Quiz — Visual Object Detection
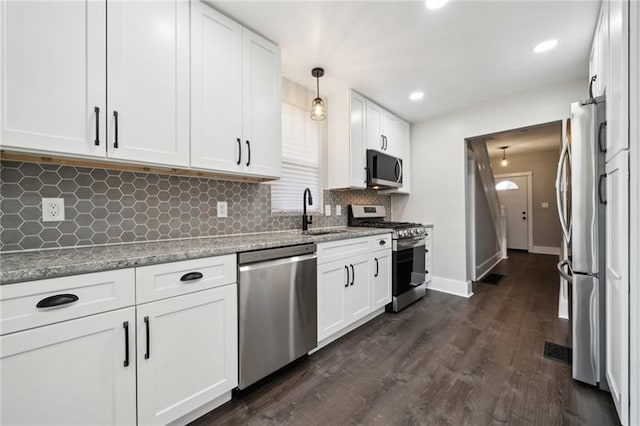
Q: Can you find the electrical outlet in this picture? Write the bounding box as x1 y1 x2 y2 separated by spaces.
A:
42 198 65 222
325 204 331 216
335 205 342 216
217 201 228 218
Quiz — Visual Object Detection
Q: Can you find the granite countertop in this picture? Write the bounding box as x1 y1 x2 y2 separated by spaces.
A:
0 227 392 285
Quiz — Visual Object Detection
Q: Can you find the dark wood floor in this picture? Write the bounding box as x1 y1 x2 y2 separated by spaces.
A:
191 251 619 425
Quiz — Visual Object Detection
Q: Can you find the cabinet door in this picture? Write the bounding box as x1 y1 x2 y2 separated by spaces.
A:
191 1 243 173
107 0 189 167
349 91 367 188
317 260 349 341
605 151 629 425
242 29 281 178
371 250 392 310
366 101 384 152
0 0 106 158
395 119 411 194
1 308 136 425
346 254 372 322
381 111 397 155
597 3 609 96
137 285 237 426
606 0 629 161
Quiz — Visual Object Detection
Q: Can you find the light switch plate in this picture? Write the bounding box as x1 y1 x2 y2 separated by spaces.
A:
217 201 228 218
42 198 65 222
336 205 342 216
541 202 549 208
325 204 331 216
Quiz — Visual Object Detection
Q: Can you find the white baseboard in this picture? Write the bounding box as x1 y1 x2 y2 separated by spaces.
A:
475 251 504 281
530 245 561 255
170 392 232 426
311 307 386 353
427 276 473 298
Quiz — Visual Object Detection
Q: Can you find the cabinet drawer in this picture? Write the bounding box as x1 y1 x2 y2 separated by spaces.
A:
371 234 392 251
0 269 135 336
136 255 236 303
317 237 371 264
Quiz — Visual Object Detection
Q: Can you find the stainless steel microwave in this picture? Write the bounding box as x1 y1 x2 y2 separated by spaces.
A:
366 149 403 189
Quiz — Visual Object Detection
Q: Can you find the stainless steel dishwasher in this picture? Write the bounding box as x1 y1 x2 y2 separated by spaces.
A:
238 242 317 389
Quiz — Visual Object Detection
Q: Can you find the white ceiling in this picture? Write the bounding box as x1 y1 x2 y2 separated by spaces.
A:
210 0 600 123
485 121 562 157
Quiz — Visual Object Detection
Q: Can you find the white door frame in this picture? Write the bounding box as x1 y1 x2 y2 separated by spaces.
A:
465 147 476 282
494 172 533 253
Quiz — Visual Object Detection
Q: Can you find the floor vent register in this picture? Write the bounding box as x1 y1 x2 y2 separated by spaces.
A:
543 341 572 365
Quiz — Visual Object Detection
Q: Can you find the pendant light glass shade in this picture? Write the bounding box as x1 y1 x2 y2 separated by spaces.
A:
310 67 326 121
311 97 326 121
500 146 509 167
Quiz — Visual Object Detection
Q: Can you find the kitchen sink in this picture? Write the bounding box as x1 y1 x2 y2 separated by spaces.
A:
301 229 348 236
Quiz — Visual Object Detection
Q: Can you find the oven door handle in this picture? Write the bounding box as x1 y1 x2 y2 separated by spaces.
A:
395 236 425 250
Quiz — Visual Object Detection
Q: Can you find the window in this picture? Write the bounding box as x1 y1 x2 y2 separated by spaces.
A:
271 102 321 214
495 180 519 191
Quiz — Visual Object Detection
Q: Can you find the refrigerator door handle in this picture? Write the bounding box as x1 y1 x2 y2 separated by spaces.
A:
557 258 573 283
589 285 599 379
555 140 572 242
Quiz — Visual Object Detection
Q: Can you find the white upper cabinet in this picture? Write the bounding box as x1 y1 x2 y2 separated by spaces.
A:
191 3 243 173
589 3 609 98
327 90 367 189
366 101 385 152
107 0 190 167
0 0 106 158
381 110 398 156
241 28 282 178
191 3 281 179
392 119 411 194
606 0 629 162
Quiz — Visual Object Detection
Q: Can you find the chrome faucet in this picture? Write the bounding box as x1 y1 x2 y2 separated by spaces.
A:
302 188 313 231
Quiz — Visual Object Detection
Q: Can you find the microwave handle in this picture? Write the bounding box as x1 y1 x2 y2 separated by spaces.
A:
394 158 403 183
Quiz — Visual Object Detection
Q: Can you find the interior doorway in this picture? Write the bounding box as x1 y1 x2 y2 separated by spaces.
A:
495 173 532 250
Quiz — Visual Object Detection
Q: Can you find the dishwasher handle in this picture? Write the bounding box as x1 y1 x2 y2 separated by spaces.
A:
239 253 317 272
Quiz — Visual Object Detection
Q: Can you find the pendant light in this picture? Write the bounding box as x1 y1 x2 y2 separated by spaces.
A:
310 67 326 121
500 146 509 167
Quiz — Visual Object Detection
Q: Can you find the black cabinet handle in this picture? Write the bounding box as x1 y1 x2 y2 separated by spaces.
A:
94 107 100 146
344 266 349 288
385 136 388 151
180 272 203 282
246 140 251 167
36 294 79 308
589 75 597 99
236 138 242 165
374 258 379 277
113 111 119 148
144 316 150 359
379 240 386 246
599 121 607 153
598 174 607 205
426 269 429 274
123 321 130 367
381 135 385 150
350 264 355 286
426 249 429 253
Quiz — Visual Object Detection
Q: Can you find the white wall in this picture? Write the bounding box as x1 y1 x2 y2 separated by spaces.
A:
392 78 585 287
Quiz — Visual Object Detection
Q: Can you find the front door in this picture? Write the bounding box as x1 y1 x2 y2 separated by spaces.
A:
496 175 529 250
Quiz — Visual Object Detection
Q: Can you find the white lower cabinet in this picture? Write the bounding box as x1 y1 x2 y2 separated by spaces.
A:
136 284 238 425
317 235 392 345
371 249 392 310
0 307 137 425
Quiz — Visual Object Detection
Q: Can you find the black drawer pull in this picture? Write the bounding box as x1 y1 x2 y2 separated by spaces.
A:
144 316 150 359
379 240 386 246
123 321 130 367
180 272 203 282
36 294 79 308
350 264 355 286
344 266 349 288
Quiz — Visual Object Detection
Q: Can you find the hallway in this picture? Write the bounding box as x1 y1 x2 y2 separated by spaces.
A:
191 251 619 425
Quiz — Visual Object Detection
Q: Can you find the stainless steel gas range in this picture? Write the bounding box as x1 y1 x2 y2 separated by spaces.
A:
348 205 426 312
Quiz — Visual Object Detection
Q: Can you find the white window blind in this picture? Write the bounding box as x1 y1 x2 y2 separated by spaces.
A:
271 102 321 214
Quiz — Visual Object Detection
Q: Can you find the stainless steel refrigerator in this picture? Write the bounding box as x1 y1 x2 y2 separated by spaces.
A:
556 95 608 389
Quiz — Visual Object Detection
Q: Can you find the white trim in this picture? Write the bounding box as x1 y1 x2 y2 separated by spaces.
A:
168 392 231 426
311 307 385 353
629 1 639 423
465 147 477 282
475 251 503 280
494 172 534 252
530 245 561 255
427 276 473 298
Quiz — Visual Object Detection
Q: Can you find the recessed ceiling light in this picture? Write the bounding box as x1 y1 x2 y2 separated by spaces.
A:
409 91 424 101
533 39 558 53
425 0 449 10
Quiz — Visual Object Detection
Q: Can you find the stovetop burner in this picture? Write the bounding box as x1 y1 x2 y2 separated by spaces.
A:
348 205 426 239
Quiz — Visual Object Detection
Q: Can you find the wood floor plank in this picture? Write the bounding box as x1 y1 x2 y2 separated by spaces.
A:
190 251 619 426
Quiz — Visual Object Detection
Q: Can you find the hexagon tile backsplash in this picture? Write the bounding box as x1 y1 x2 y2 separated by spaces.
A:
0 161 391 252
